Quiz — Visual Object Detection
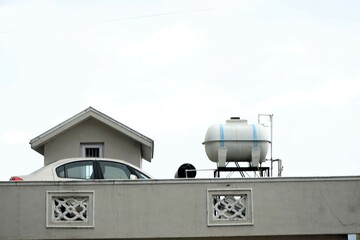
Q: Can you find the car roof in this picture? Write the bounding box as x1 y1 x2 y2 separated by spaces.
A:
49 157 136 166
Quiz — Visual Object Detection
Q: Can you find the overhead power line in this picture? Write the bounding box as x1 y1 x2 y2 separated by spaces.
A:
107 8 214 22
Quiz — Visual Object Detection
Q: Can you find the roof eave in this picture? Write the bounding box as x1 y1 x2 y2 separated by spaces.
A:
30 107 154 161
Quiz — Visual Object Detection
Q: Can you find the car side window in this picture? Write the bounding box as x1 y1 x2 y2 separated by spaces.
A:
99 161 132 179
56 161 94 179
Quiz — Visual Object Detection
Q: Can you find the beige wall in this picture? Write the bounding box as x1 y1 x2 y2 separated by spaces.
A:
43 118 142 166
0 176 359 240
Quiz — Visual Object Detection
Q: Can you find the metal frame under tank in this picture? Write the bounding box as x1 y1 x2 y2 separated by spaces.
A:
214 166 270 178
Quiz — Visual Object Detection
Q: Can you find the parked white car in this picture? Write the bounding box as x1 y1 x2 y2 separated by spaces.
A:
10 158 152 181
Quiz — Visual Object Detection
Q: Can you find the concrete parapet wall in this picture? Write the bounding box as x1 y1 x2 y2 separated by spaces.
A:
0 176 359 239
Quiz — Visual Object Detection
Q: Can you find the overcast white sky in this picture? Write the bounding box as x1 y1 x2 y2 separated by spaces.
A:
1 0 360 181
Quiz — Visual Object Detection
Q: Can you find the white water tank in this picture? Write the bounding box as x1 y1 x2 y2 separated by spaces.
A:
203 117 270 167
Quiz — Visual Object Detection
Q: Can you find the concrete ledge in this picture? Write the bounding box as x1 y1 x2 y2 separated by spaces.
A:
1 176 359 239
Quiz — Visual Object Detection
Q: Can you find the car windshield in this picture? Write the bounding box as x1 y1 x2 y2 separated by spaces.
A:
133 169 151 179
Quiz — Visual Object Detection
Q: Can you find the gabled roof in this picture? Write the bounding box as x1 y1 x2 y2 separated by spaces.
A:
29 107 154 162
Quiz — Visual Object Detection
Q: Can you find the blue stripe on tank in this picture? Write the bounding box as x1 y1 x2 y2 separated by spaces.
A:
219 124 225 147
252 124 258 147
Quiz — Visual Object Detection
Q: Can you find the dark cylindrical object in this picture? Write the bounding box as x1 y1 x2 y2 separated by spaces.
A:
175 163 196 178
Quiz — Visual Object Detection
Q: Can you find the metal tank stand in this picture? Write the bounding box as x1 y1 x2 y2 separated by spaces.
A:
214 166 270 178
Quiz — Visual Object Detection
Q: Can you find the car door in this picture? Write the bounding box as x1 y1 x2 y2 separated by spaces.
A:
97 160 133 180
96 160 151 180
55 160 96 180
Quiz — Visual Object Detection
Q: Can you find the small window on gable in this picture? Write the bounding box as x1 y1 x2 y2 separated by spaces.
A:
81 143 104 158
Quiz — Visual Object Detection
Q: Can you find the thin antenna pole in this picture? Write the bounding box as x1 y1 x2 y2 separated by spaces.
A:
270 114 273 176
